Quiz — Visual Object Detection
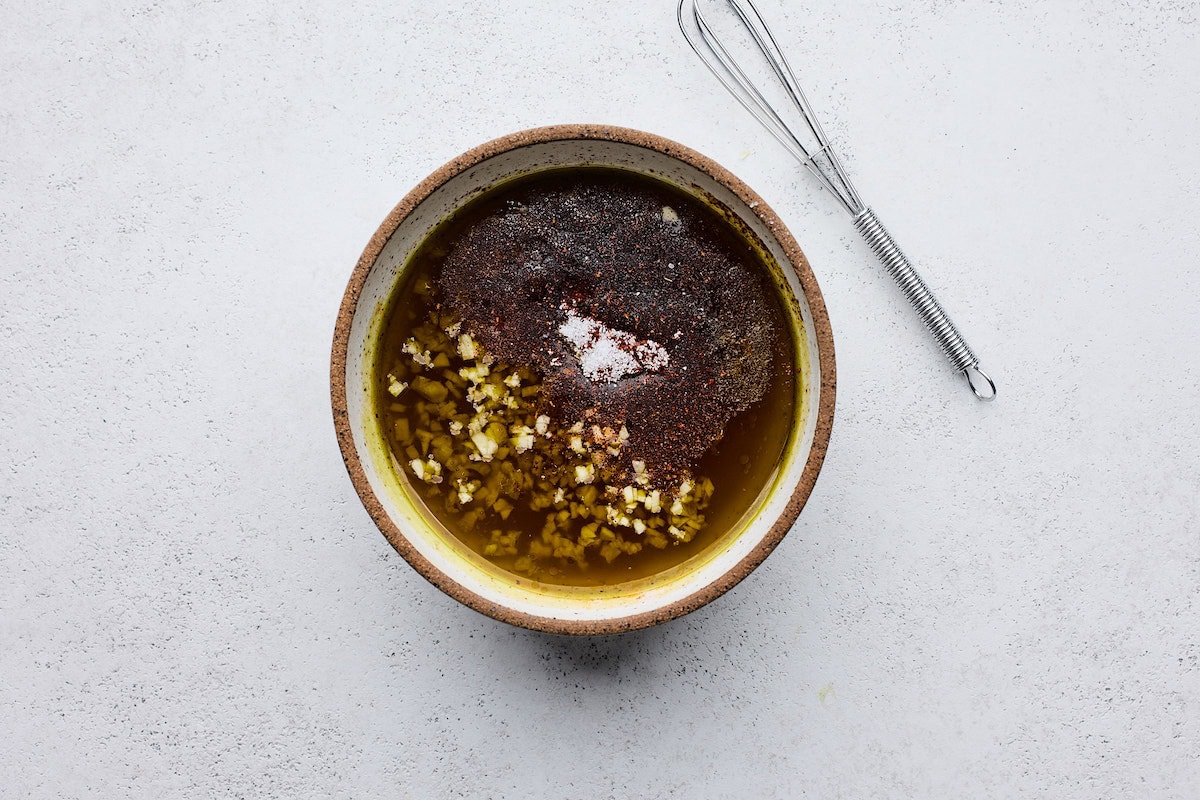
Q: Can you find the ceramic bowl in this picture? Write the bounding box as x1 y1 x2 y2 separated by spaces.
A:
331 124 834 635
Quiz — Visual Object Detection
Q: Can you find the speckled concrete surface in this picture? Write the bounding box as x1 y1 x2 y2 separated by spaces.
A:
2 1 1198 797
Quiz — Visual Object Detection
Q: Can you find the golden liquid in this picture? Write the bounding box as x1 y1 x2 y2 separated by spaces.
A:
373 168 797 586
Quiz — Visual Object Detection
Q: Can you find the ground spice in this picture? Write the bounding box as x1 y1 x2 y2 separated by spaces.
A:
438 171 782 486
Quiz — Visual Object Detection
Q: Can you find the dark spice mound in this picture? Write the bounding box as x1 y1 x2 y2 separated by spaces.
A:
438 170 784 485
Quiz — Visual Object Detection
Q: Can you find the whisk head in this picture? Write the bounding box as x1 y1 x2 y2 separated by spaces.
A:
677 0 865 216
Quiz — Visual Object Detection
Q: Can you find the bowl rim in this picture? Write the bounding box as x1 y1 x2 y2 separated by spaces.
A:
330 123 836 635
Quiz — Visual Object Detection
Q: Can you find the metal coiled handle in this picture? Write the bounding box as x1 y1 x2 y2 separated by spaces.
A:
853 208 996 400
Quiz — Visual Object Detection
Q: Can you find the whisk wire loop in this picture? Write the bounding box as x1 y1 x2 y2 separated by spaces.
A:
679 0 861 214
725 0 865 214
678 0 995 400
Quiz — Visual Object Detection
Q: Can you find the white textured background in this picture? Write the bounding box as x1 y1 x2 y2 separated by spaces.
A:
3 0 1198 797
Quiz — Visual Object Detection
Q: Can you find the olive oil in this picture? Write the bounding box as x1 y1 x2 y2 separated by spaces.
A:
374 168 796 586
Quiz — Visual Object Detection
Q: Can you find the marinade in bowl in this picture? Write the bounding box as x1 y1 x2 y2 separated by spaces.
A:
372 166 796 586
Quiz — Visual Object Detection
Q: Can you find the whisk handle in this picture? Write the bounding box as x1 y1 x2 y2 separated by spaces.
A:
852 207 996 400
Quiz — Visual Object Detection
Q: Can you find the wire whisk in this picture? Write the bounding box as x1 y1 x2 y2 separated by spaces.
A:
678 0 996 400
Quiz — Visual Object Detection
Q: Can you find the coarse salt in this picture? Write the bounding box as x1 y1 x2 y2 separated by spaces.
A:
558 307 669 383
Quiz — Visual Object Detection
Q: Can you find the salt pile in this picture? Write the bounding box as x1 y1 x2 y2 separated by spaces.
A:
558 307 669 383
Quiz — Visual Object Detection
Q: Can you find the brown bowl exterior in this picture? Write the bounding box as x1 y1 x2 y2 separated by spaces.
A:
331 124 835 634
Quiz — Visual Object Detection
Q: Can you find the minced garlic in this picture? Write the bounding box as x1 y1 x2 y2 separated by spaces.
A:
386 308 716 576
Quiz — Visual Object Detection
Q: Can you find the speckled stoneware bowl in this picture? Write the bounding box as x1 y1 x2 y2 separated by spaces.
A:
331 124 834 635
